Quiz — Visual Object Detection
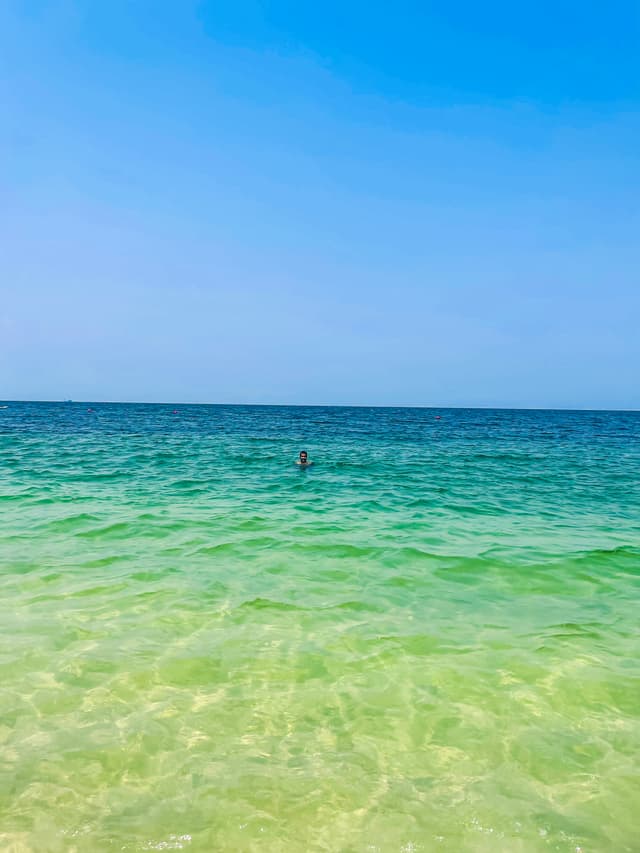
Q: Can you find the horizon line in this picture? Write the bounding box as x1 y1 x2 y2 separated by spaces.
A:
2 398 639 413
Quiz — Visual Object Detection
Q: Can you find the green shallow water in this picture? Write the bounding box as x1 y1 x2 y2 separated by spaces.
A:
1 403 639 852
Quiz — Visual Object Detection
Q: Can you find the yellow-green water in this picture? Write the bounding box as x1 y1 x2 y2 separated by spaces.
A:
1 403 638 852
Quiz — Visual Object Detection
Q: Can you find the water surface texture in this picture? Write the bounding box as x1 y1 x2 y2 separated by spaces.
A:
1 403 639 852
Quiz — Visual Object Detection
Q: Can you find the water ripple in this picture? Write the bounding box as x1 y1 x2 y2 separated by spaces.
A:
0 403 639 851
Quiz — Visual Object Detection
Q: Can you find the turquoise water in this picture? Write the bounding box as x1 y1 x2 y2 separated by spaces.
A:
1 403 638 852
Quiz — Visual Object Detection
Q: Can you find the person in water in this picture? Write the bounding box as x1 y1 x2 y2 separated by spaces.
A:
296 450 312 467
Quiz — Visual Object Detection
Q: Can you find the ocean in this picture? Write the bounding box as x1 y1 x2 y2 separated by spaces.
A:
1 402 638 852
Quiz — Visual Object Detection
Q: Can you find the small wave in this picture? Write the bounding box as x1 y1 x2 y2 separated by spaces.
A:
573 544 640 560
569 545 640 576
77 521 131 539
237 597 307 612
71 470 131 482
45 512 102 532
393 545 444 561
0 491 44 502
326 599 385 613
168 479 210 489
194 536 283 556
82 554 132 568
545 622 604 641
234 516 269 530
167 486 210 497
287 542 382 559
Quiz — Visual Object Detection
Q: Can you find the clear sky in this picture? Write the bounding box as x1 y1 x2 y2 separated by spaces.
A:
2 1 639 408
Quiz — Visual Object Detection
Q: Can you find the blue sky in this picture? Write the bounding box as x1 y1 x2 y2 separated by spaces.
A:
2 0 639 408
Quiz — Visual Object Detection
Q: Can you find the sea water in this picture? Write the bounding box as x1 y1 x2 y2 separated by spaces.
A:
0 403 638 852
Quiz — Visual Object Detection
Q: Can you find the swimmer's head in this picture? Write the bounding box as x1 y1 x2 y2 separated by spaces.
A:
299 450 308 463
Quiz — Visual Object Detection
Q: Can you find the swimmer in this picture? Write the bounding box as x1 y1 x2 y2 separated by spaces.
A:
295 450 313 467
